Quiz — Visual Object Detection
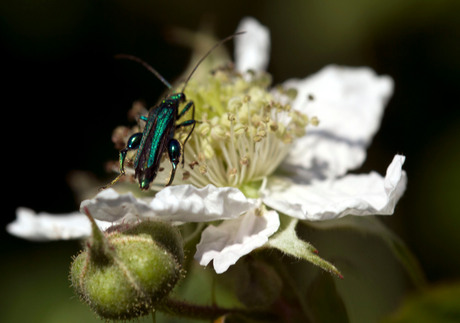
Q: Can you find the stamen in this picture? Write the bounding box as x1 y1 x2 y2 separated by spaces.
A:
168 69 313 191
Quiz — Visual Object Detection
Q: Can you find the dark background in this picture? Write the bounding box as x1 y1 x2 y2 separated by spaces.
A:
2 1 459 322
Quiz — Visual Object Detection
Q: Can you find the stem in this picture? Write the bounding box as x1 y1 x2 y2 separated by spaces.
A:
183 223 205 248
158 297 277 321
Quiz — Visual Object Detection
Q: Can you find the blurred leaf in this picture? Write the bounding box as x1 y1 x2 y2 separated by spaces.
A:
307 273 349 323
382 282 460 323
171 262 241 306
410 124 460 280
303 216 425 288
235 259 283 308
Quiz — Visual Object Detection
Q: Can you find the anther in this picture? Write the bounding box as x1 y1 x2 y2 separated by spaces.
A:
310 116 320 126
269 122 278 132
199 164 207 174
188 160 199 170
182 171 191 181
240 156 249 166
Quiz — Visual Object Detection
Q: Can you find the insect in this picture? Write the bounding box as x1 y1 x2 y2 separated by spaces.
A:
102 32 243 191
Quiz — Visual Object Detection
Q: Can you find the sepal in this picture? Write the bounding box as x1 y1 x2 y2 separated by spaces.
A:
267 214 343 278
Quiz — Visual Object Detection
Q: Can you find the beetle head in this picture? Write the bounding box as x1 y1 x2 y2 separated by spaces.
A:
176 92 186 103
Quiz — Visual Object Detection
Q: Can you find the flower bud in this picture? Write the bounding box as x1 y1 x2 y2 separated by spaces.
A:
70 217 183 320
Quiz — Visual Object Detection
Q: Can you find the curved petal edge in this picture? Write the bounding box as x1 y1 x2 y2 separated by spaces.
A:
263 155 406 221
195 208 280 273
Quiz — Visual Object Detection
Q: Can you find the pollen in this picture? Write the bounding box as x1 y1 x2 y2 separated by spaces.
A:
178 68 314 190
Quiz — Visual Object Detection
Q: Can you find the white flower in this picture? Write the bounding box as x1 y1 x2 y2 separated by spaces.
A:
7 17 406 275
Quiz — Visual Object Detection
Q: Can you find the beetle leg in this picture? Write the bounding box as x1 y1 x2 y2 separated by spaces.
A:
175 119 197 167
166 139 181 186
135 115 148 131
100 132 143 190
177 100 194 119
176 101 197 167
176 119 197 129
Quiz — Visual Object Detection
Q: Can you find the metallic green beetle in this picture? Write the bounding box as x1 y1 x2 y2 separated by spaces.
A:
103 33 243 190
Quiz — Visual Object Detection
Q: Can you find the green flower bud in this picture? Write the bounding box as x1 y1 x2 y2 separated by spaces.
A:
70 214 183 321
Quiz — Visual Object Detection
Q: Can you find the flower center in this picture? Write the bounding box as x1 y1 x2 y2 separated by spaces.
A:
178 68 313 196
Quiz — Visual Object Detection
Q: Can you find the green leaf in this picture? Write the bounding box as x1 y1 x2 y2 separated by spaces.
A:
303 216 426 288
267 214 343 278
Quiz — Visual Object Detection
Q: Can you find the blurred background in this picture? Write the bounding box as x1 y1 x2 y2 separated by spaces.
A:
2 0 459 322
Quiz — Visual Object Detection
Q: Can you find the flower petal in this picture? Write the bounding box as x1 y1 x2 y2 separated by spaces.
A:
6 208 110 241
283 65 394 179
235 17 270 72
80 185 255 224
80 188 154 223
263 155 406 221
150 184 255 222
195 208 280 274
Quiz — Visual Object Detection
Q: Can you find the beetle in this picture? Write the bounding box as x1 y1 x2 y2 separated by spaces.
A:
102 32 243 190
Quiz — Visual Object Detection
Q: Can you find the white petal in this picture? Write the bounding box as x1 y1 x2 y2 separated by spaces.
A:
235 17 270 72
283 65 394 178
6 208 110 241
195 208 280 274
80 185 255 224
263 155 406 221
150 184 255 222
80 188 154 223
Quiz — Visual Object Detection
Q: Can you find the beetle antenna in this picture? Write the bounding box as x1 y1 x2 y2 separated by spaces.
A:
115 54 173 89
180 31 245 93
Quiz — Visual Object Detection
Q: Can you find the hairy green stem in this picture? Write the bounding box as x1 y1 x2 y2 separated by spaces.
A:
183 223 205 248
158 297 277 321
